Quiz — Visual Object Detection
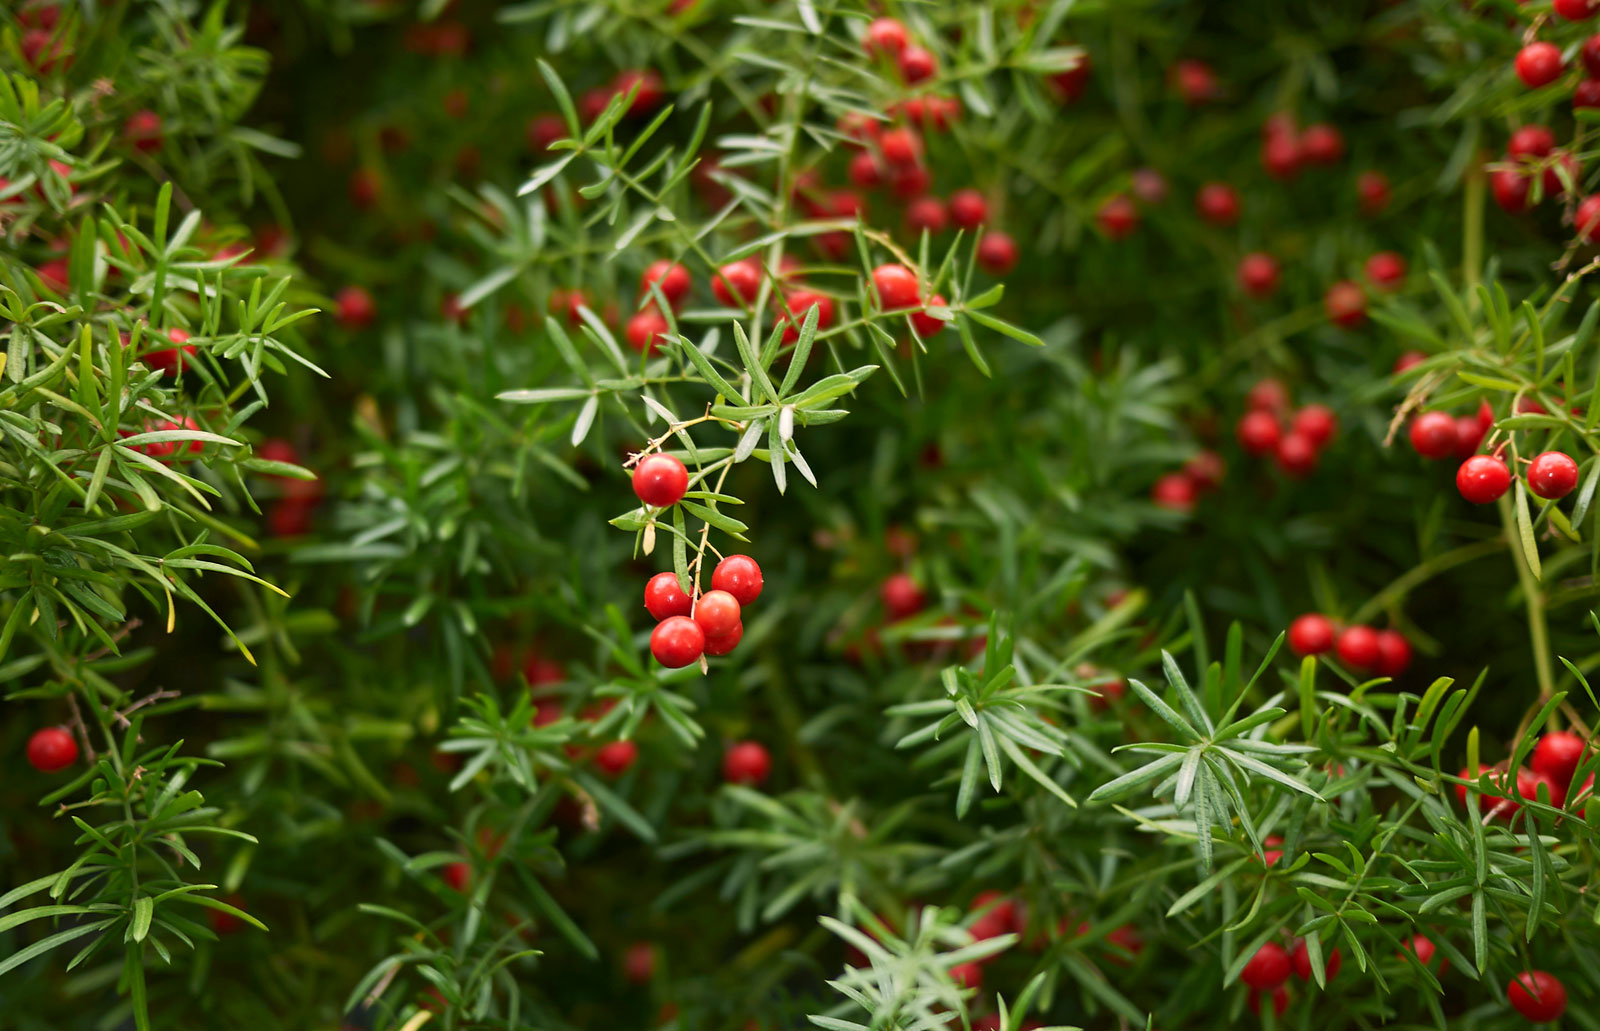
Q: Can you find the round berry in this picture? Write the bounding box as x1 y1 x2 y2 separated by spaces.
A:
1395 351 1428 374
712 260 761 308
889 163 930 199
1455 414 1489 460
1185 450 1226 490
906 196 948 235
1578 195 1600 242
1195 182 1240 225
898 45 937 85
1357 171 1391 216
882 572 927 620
872 263 921 310
442 861 470 892
1261 132 1301 180
879 127 921 166
1508 971 1567 1022
632 453 689 508
1400 934 1445 973
1048 55 1092 103
124 109 163 153
1509 125 1556 161
1365 251 1407 292
948 189 989 230
1299 123 1344 165
1236 410 1282 455
723 741 771 786
26 726 78 773
1131 167 1168 204
1275 432 1318 478
1457 455 1511 504
1291 404 1338 449
1374 629 1412 677
1287 614 1336 656
640 260 691 308
703 621 743 656
595 739 638 776
1558 0 1600 20
777 290 835 343
711 554 763 605
1095 194 1140 239
1336 625 1380 670
1237 253 1281 298
650 616 705 668
977 232 1019 275
626 307 672 355
1248 378 1291 413
863 17 907 56
1579 78 1600 110
910 294 947 337
1492 168 1534 214
644 571 693 621
1152 472 1198 512
1291 940 1342 983
335 285 377 330
949 961 983 990
1532 730 1586 788
1528 451 1580 499
623 942 656 983
1171 58 1219 105
1516 43 1566 89
849 150 884 189
694 589 741 640
1324 280 1366 328
1241 943 1292 991
1544 151 1582 197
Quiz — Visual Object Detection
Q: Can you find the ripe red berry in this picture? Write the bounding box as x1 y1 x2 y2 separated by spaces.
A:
1048 55 1092 103
1578 195 1600 242
1374 630 1412 677
1095 194 1140 239
1585 34 1600 78
1287 614 1336 656
1336 625 1380 670
1275 432 1318 478
712 260 761 308
124 109 163 153
977 231 1019 275
1291 404 1338 448
26 726 78 772
889 162 931 199
694 589 741 640
1171 58 1219 104
1291 940 1342 983
632 453 689 508
146 327 197 377
1491 168 1534 214
863 17 907 56
1516 43 1565 89
1195 182 1240 225
1185 450 1226 490
626 307 672 355
1557 0 1599 20
1236 410 1282 455
527 113 565 153
640 260 691 309
872 263 921 309
777 290 836 343
1409 412 1456 460
906 196 949 234
1151 472 1198 512
1248 378 1291 413
879 127 921 166
623 942 656 983
711 555 763 605
910 295 947 337
703 621 743 656
1543 151 1581 197
1455 414 1489 459
948 189 989 230
1508 971 1568 1022
1237 252 1281 298
882 572 927 620
1324 280 1366 328
1577 78 1600 109
949 961 983 990
1357 171 1391 216
1299 124 1344 165
335 285 377 330
1528 451 1580 499
723 741 772 786
650 616 705 668
594 739 639 777
442 861 470 892
1457 455 1511 504
1365 251 1407 292
1532 731 1586 789
1241 943 1292 991
898 45 937 84
1400 934 1446 973
1509 125 1556 161
644 571 693 621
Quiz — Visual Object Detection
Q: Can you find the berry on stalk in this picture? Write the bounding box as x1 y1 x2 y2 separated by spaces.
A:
1507 971 1567 1022
644 571 693 621
1527 451 1579 499
650 616 705 668
1515 43 1565 89
1336 625 1379 670
711 555 763 605
693 589 741 640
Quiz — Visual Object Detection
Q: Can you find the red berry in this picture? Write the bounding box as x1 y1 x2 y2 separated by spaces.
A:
1291 404 1338 449
594 739 639 776
1578 195 1600 242
1237 252 1281 298
1185 450 1226 490
882 572 927 620
146 327 197 377
906 196 949 235
879 127 921 166
26 726 78 772
872 263 921 309
1400 934 1446 973
1528 451 1580 499
1259 834 1285 867
711 555 763 605
1457 455 1511 504
1578 78 1600 109
849 150 883 189
527 113 565 153
1357 171 1391 216
694 589 741 639
1275 432 1318 478
1517 43 1565 89
1586 34 1600 78
1394 351 1428 374
1324 280 1366 328
864 17 908 57
703 621 743 656
1299 124 1344 165
1336 625 1380 670
1095 195 1140 239
723 741 771 786
1410 413 1456 460
1544 151 1581 197
1195 182 1240 226
1557 0 1599 20
1374 630 1412 677
650 616 705 668
910 294 947 337
626 307 672 355
1492 168 1534 214
889 163 930 200
1365 251 1407 292
1047 55 1092 103
977 231 1019 275
1171 58 1219 105
1248 986 1290 1017
1508 971 1568 1022
335 286 377 330
777 290 835 343
1126 168 1167 207
1260 132 1302 180
640 260 691 309
644 571 693 621
712 260 761 308
1241 943 1292 991
632 453 689 508
1151 472 1198 512
124 109 163 153
948 189 989 230
623 942 656 983
898 45 937 85
1532 731 1586 788
613 69 664 117
1291 940 1342 983
949 961 983 990
1509 125 1556 161
1236 410 1282 455
1455 414 1488 460
1248 378 1291 413
1287 614 1336 656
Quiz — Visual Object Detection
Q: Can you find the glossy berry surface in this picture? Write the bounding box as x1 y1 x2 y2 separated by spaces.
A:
1095 194 1139 239
1515 42 1565 89
632 453 689 508
1456 455 1511 504
644 571 693 621
703 621 743 656
693 589 741 639
872 263 921 309
881 572 927 620
1507 971 1567 1022
711 554 763 605
976 232 1018 275
27 726 78 772
1151 472 1198 512
650 616 705 668
1527 451 1579 499
1240 942 1291 990
1237 252 1280 298
711 260 760 308
723 741 772 785
1365 251 1406 291
1236 410 1281 455
1291 405 1338 448
1324 280 1366 327
1531 731 1585 788
1194 182 1240 225
594 740 639 777
1287 614 1335 656
1336 625 1379 670
640 260 691 308
626 307 671 354
1409 412 1457 459
1373 629 1412 677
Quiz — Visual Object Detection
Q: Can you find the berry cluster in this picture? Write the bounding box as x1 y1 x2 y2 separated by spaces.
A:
1287 613 1412 677
1456 729 1592 820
